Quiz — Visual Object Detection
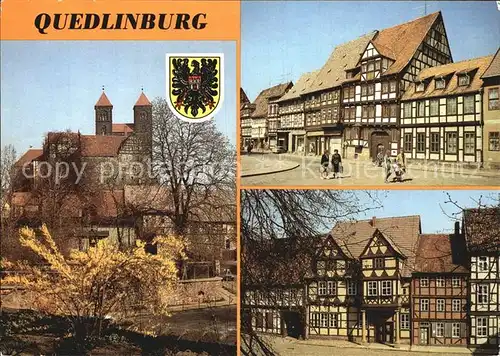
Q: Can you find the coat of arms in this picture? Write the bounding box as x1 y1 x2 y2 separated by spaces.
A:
166 53 224 123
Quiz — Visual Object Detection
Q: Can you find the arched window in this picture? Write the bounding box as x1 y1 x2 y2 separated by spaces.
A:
101 125 107 135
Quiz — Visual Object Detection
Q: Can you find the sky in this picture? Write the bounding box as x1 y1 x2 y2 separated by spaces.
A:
355 190 499 234
1 41 236 157
242 1 500 101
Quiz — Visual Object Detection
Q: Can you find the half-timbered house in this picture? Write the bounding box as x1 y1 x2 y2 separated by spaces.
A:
464 208 500 350
250 82 292 149
400 55 494 164
274 71 318 154
341 12 453 160
481 48 500 169
301 33 375 156
411 231 468 346
240 88 253 150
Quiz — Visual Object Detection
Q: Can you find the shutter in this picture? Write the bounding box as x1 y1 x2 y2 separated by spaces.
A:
445 322 451 338
461 322 467 338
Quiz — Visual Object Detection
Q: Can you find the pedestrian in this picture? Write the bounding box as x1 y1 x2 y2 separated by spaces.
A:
320 149 329 179
396 150 407 173
384 149 392 183
331 149 342 179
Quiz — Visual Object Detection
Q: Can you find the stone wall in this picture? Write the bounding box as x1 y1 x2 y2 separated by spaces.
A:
165 277 225 306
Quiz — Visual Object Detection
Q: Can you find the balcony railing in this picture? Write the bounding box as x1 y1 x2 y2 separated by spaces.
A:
362 295 410 306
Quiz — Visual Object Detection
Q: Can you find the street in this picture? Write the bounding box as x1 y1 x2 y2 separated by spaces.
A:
240 154 500 187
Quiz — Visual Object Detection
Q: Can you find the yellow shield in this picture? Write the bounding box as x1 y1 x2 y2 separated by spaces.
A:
166 53 223 123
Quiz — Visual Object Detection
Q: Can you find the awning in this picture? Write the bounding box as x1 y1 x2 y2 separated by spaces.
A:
306 131 324 137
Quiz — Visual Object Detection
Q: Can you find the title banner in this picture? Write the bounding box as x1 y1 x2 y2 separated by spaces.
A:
0 0 239 40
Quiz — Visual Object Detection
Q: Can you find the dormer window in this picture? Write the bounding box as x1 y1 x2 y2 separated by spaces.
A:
416 82 425 92
435 78 446 89
458 74 470 86
346 71 353 79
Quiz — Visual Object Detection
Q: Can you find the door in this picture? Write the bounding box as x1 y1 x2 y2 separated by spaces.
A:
371 132 390 159
329 137 342 154
282 311 304 339
385 322 394 343
420 327 429 345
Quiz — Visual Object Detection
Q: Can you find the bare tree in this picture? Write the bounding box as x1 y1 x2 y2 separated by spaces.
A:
151 97 236 236
0 144 16 209
240 190 383 355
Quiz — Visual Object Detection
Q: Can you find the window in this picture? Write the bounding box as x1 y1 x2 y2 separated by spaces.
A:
435 78 446 89
361 85 367 96
329 313 338 328
452 299 461 312
390 104 398 117
458 74 470 86
346 71 353 79
420 278 429 287
478 256 489 271
347 281 358 295
401 314 410 330
382 82 389 94
437 299 445 312
404 133 413 152
477 284 489 304
452 277 460 287
367 281 377 296
404 103 412 118
390 81 397 92
488 88 499 110
452 323 461 338
417 101 425 117
367 84 375 95
430 99 439 116
436 322 444 337
421 299 429 311
489 132 500 151
446 132 458 154
317 261 326 275
464 132 475 155
381 281 392 296
436 277 445 287
430 132 440 153
447 97 457 115
477 317 488 337
327 281 336 295
463 95 475 114
416 82 425 92
374 258 385 269
320 313 328 327
318 281 327 295
417 133 425 153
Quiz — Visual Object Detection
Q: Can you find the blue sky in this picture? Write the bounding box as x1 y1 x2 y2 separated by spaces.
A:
1 41 236 157
242 1 500 101
356 190 499 233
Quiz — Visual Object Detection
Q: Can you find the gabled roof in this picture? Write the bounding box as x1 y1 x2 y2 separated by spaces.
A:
240 88 250 105
134 92 151 106
463 207 500 253
414 234 468 274
402 55 494 100
251 82 293 118
80 135 126 157
14 149 43 167
481 47 500 79
303 32 376 95
112 123 135 135
331 215 421 277
276 71 320 102
372 11 441 76
95 92 113 107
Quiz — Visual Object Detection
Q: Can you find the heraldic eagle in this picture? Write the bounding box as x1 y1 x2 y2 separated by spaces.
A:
171 58 219 117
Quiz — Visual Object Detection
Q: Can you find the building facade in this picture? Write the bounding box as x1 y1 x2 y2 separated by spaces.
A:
400 56 493 165
240 88 253 149
481 49 500 169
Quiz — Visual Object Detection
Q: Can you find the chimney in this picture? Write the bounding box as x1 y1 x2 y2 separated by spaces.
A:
454 221 460 236
371 216 376 227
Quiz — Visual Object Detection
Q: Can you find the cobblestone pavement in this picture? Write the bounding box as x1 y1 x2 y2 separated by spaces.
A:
240 154 500 187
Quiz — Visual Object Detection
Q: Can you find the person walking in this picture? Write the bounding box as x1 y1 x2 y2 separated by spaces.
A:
384 149 392 183
331 149 342 179
396 150 407 173
320 150 329 179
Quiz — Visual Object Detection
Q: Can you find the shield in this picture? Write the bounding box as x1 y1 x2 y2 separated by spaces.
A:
166 53 224 123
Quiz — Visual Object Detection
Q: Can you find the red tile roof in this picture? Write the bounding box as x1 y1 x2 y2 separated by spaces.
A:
80 135 125 157
14 149 43 167
331 215 421 277
112 123 135 135
251 82 293 118
414 234 468 274
372 11 441 76
134 92 151 106
481 47 500 79
95 92 113 107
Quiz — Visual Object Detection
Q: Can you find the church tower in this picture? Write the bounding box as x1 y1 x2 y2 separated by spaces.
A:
133 90 153 154
95 89 113 135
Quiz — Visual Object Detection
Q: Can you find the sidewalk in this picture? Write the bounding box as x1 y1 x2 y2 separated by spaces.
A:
241 154 300 177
